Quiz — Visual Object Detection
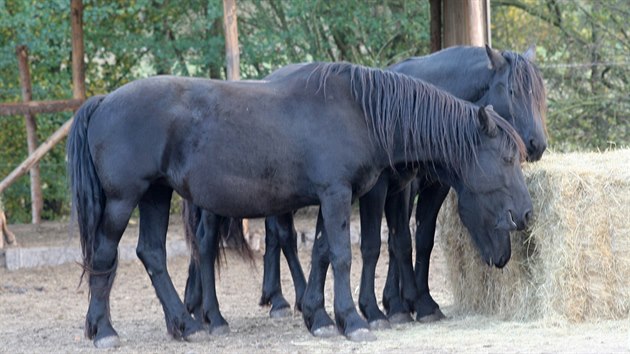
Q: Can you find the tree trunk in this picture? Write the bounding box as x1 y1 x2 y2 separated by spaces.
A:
443 0 488 47
429 0 442 52
223 0 240 81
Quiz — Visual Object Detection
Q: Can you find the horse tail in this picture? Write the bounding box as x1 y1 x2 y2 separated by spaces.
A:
67 95 107 282
217 217 255 268
181 199 254 269
182 198 202 263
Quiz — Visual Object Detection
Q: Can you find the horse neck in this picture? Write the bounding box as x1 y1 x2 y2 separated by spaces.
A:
390 47 493 104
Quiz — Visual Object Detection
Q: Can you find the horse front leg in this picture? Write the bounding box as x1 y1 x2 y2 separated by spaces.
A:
321 189 375 342
136 185 207 342
413 181 449 322
260 215 292 318
357 177 391 330
197 212 230 335
301 210 336 337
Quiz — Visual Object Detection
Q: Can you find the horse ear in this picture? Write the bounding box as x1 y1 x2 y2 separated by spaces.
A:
523 44 536 62
485 44 507 70
478 106 498 137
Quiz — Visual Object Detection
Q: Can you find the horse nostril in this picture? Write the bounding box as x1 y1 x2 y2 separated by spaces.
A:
530 138 547 154
524 209 533 227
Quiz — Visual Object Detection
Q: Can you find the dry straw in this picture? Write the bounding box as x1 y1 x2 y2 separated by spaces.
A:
437 149 630 322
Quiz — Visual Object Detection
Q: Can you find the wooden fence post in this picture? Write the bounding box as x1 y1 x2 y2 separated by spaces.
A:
16 45 43 224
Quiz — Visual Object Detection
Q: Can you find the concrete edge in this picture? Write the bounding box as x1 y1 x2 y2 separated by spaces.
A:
3 240 189 271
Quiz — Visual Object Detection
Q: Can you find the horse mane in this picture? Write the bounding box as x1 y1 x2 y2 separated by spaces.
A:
307 62 526 180
503 51 548 136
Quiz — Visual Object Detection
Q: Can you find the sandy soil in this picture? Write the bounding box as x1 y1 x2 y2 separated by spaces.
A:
0 214 628 353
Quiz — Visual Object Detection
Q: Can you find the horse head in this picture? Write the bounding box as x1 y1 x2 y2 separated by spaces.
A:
443 105 533 268
479 45 547 162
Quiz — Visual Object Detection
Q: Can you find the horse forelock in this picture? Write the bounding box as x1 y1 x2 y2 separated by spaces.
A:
490 110 528 163
504 51 548 136
309 62 485 181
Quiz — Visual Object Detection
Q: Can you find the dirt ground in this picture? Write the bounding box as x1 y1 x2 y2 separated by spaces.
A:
0 212 628 353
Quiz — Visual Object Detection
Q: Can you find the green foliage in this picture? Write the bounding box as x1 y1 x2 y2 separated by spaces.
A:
493 0 629 151
0 0 627 221
237 0 429 78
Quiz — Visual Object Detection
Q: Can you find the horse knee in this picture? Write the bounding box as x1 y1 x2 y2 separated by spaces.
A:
136 245 166 275
92 243 119 270
329 252 351 273
361 244 380 263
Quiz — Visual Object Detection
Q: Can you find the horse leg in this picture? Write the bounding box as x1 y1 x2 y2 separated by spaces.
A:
135 185 206 342
384 185 419 323
382 240 404 317
85 197 137 348
277 212 307 313
184 258 204 322
197 212 230 335
260 215 292 318
182 202 204 323
357 177 391 330
413 181 449 322
321 189 374 342
301 210 336 337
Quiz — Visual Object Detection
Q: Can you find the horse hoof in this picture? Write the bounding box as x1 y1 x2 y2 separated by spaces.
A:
346 328 376 342
312 325 338 338
185 330 210 343
368 319 391 331
388 312 413 325
93 335 121 349
417 309 446 323
270 306 293 319
210 325 230 336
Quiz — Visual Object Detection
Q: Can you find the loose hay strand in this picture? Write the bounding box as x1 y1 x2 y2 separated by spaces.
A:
438 149 630 322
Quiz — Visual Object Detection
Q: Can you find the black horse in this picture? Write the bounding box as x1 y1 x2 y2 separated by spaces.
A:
361 44 548 326
183 45 547 331
67 61 532 347
179 61 544 336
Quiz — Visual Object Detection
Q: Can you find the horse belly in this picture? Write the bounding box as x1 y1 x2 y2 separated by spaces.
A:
181 158 315 218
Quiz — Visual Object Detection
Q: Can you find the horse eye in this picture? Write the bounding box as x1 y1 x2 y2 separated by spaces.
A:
503 156 515 164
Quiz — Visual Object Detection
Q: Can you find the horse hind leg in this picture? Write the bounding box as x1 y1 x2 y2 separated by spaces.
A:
85 197 137 348
301 210 337 338
278 212 307 314
383 186 418 324
184 259 204 322
135 185 207 342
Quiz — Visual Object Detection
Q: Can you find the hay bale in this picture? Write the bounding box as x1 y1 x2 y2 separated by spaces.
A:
437 149 630 322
